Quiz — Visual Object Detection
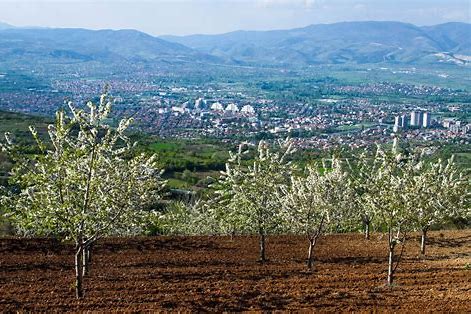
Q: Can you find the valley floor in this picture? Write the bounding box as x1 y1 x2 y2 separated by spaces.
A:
0 230 470 311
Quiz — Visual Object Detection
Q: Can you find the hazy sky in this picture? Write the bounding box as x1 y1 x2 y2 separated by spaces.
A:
0 0 469 36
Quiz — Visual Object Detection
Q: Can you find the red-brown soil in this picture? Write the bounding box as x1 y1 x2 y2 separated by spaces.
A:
0 230 470 312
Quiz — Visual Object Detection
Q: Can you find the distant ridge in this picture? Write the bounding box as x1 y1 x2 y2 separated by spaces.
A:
0 27 222 65
0 21 469 67
161 21 471 66
0 21 14 30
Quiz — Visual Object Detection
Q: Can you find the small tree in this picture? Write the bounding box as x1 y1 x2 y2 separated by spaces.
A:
279 156 351 269
213 139 295 262
208 182 249 239
208 146 251 239
405 156 469 255
347 150 379 240
159 199 220 236
1 92 165 298
359 143 412 286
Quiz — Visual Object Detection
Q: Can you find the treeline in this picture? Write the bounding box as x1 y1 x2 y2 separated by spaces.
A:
157 138 469 285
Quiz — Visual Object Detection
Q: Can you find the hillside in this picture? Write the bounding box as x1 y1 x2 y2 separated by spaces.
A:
162 21 471 66
0 21 469 69
423 22 471 54
0 21 14 30
0 27 221 65
1 231 470 311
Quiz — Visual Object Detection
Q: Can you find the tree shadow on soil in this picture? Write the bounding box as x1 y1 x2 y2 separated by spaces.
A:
418 252 470 261
118 259 245 270
95 238 233 253
407 266 457 274
0 261 72 272
323 256 384 265
425 234 471 248
0 238 70 253
189 291 293 311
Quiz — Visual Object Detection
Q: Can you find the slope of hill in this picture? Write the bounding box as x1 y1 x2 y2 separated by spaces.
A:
0 28 221 65
162 21 471 66
0 21 469 69
0 21 14 30
423 22 471 54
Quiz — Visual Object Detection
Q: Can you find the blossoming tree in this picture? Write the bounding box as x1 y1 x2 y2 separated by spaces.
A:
357 142 412 286
347 150 379 240
213 139 295 262
279 156 352 269
404 155 469 255
1 92 165 298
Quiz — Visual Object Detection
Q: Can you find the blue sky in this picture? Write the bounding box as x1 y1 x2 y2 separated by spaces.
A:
0 0 469 35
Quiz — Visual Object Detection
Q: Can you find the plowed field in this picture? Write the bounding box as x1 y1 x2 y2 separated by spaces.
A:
1 230 470 312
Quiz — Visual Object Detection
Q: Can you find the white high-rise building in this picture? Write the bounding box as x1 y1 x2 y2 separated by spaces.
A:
410 111 418 126
393 115 408 133
410 111 423 127
401 114 408 128
394 116 401 127
423 112 431 128
195 97 205 109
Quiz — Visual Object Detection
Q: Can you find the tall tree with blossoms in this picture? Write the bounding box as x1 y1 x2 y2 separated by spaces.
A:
404 155 469 255
213 139 295 262
347 149 379 240
1 91 165 298
356 141 412 286
279 156 352 269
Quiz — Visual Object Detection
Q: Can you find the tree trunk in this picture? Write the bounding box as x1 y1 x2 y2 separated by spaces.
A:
259 231 266 262
75 243 84 299
88 243 93 264
365 221 370 240
82 245 90 276
387 245 394 286
420 229 427 256
307 237 317 269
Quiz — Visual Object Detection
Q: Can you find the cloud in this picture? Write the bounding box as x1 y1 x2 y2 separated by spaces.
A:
353 3 367 10
257 0 317 9
441 9 470 21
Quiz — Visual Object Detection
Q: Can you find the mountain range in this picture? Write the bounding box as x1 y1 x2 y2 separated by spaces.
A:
0 21 14 30
163 21 471 66
0 27 220 66
0 21 469 68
